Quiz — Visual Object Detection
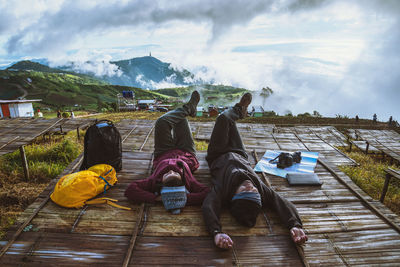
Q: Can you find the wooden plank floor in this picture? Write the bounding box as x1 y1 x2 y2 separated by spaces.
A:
47 118 96 134
348 129 400 162
0 118 95 156
1 120 400 266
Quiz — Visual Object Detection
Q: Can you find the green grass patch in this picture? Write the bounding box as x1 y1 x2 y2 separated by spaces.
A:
195 140 208 151
1 132 82 183
0 209 18 240
339 151 400 215
0 131 83 239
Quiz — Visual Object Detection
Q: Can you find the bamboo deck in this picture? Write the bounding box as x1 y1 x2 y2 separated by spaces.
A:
0 118 95 156
348 129 400 162
1 120 400 266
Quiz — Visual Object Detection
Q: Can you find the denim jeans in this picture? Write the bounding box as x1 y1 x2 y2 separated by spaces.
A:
154 107 195 158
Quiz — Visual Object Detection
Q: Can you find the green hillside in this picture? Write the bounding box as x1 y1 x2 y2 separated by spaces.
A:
155 84 249 106
7 60 67 73
0 70 169 110
0 61 250 111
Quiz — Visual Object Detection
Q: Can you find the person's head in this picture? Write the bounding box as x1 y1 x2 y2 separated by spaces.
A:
161 169 186 214
230 180 261 227
162 170 182 187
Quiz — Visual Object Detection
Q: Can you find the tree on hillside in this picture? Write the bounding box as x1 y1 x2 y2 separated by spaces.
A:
313 110 322 118
260 87 273 108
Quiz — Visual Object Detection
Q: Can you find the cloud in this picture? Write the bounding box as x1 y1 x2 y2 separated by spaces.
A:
66 60 123 77
1 0 399 120
0 12 12 34
135 73 182 90
3 0 399 56
2 0 336 55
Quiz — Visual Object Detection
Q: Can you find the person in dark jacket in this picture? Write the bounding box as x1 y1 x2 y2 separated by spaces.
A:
125 91 210 214
202 92 308 249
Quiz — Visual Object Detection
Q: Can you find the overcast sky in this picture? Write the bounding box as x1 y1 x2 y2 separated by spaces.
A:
0 0 399 120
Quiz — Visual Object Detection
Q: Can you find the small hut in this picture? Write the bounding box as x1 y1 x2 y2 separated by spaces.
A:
0 99 42 118
196 107 204 117
253 106 264 117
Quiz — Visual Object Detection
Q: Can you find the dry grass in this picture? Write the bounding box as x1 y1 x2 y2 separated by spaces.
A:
92 111 164 122
339 150 400 215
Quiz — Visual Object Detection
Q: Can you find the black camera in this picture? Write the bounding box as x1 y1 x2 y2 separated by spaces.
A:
270 151 302 169
291 151 302 164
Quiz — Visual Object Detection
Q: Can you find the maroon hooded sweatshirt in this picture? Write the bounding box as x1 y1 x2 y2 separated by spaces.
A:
125 149 210 205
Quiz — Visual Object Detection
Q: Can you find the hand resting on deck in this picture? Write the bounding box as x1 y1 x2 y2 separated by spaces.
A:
214 233 233 249
290 227 308 245
214 227 307 249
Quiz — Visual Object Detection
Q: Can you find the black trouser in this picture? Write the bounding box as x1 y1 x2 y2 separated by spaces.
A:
206 106 248 167
154 107 195 159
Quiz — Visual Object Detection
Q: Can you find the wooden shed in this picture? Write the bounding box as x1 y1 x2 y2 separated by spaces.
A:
0 99 42 118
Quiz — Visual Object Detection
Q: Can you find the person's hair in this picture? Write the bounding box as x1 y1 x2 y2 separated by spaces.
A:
230 199 261 227
163 174 183 187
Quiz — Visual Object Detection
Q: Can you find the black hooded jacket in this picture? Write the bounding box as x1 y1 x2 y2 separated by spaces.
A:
201 151 303 235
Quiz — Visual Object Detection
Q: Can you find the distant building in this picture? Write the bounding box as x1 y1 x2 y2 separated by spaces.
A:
252 106 264 117
196 106 204 117
0 99 42 118
137 99 157 110
117 90 136 111
208 105 219 117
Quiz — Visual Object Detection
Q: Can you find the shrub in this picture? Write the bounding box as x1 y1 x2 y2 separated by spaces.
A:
297 112 312 118
264 111 277 117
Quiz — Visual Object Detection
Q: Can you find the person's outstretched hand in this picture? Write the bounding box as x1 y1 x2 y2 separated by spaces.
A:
290 227 308 245
214 233 233 249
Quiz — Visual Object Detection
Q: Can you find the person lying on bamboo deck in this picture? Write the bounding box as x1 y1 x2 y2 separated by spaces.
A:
125 91 210 214
202 93 308 249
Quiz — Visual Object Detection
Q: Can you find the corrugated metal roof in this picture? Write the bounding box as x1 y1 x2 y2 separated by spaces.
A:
137 100 156 104
0 99 42 104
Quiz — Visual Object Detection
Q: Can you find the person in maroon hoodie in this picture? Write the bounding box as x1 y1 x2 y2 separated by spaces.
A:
125 91 210 212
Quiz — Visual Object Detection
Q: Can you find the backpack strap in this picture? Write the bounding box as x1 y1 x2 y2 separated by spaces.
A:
269 153 281 164
85 197 131 210
98 167 114 193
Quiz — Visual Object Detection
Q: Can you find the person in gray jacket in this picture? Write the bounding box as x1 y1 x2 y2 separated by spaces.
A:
202 93 308 249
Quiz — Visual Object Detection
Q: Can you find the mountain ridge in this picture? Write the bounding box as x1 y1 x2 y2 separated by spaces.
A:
6 56 202 89
59 56 202 89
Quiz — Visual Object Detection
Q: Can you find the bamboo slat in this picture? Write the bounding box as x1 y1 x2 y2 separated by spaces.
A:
2 120 400 266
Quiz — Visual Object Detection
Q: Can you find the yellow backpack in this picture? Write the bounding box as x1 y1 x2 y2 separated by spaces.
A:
51 164 130 210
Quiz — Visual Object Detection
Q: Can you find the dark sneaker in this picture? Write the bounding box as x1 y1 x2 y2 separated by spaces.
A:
184 90 200 117
235 92 252 118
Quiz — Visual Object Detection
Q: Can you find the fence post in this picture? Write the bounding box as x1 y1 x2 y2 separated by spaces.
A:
77 126 80 140
380 173 391 203
19 145 30 181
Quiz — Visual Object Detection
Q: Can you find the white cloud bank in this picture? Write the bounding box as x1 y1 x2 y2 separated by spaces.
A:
0 0 399 120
